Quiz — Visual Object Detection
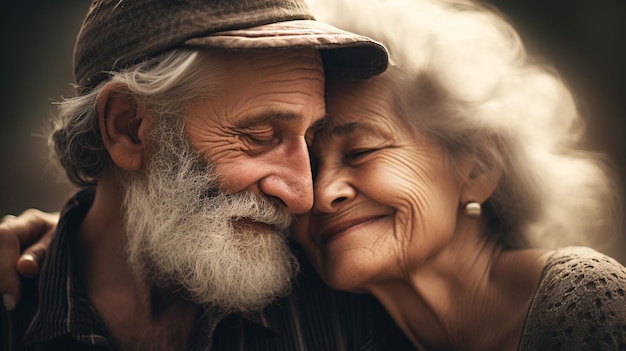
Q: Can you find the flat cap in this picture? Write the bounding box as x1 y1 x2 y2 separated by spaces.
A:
74 0 389 90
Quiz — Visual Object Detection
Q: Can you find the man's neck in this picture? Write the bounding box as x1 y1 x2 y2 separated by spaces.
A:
74 176 199 350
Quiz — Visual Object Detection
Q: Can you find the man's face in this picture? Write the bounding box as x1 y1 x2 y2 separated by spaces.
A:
119 49 327 312
184 49 327 215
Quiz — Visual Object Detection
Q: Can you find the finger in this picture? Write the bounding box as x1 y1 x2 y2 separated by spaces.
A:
0 209 58 310
17 252 42 279
0 221 22 311
16 227 55 278
2 209 59 248
1 214 17 223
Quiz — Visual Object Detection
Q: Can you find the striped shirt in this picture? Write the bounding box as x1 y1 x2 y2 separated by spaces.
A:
2 190 413 350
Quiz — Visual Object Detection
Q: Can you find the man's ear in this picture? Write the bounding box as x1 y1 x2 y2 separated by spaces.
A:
97 83 150 171
459 149 503 205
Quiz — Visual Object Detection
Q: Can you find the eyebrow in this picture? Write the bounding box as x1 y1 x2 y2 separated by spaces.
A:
238 111 299 128
332 121 379 136
309 114 329 132
238 111 328 130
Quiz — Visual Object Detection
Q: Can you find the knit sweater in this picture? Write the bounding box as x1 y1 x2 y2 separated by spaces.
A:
519 247 626 350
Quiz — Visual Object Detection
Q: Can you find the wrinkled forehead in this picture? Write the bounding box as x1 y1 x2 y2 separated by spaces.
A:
326 72 393 110
207 48 325 80
322 74 398 132
192 48 327 113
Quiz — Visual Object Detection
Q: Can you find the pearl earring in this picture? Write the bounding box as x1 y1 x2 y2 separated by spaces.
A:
464 202 481 217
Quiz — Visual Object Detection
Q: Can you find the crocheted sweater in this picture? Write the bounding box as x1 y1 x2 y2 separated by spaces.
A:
519 247 626 350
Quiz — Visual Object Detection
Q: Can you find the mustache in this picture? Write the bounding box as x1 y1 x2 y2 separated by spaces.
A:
218 191 295 232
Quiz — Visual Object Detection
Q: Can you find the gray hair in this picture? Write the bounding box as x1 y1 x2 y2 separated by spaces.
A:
49 49 219 188
312 0 622 249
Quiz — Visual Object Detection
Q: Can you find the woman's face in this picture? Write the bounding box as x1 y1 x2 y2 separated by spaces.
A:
292 74 471 292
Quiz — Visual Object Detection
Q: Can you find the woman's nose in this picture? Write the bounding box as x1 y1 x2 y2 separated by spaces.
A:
312 164 355 214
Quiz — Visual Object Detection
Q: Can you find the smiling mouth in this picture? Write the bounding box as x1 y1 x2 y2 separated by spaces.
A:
320 215 388 245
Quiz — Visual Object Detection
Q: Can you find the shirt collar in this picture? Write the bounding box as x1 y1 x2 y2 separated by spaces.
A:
24 190 114 347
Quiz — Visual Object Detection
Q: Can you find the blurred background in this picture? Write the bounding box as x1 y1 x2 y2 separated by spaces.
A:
1 1 624 261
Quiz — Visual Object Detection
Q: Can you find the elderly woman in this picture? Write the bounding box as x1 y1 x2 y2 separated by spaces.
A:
291 0 626 349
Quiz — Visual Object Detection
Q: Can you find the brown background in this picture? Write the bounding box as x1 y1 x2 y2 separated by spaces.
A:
1 1 624 261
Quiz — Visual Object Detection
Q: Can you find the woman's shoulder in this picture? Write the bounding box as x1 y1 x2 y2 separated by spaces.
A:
543 246 626 276
519 246 626 350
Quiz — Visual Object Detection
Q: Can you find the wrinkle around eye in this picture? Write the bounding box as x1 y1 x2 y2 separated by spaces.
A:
237 133 280 156
344 142 399 163
344 143 411 169
344 148 379 162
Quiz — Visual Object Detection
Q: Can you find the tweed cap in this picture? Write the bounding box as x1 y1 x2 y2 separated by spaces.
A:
73 0 389 90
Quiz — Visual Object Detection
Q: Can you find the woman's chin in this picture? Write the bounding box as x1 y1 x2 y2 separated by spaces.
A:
321 263 377 293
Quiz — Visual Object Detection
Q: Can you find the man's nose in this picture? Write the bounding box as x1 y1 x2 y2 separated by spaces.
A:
259 141 313 214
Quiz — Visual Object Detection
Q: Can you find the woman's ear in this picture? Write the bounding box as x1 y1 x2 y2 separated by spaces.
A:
459 145 503 205
97 83 150 171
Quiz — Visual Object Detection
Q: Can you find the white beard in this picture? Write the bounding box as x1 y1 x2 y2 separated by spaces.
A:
119 118 297 313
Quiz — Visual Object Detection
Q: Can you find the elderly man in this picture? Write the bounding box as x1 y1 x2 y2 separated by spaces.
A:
0 0 415 350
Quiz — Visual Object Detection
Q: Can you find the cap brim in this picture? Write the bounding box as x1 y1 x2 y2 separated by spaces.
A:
184 20 388 79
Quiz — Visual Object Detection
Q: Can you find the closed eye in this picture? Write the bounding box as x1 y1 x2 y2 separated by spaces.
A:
345 148 377 161
246 134 276 146
239 132 280 155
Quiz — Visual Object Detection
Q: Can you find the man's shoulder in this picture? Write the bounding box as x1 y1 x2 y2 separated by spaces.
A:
520 246 626 350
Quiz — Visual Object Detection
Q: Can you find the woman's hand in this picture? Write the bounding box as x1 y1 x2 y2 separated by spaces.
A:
0 209 59 311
